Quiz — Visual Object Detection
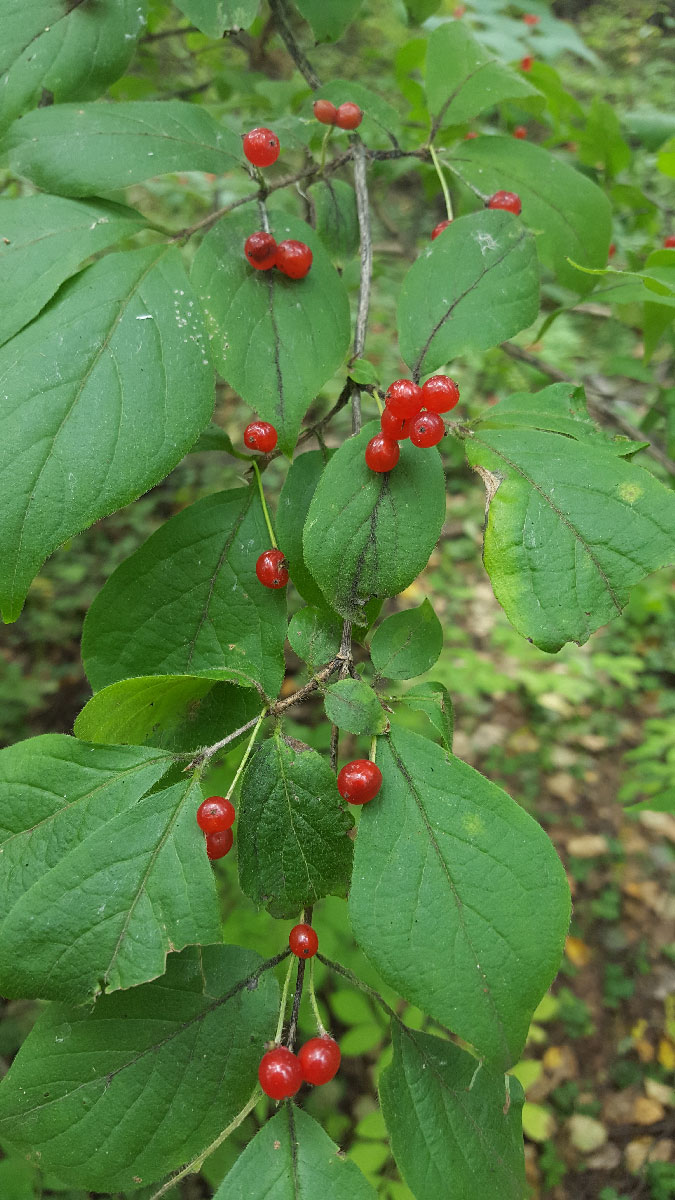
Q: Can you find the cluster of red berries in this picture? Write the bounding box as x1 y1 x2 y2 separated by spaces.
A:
258 926 340 1099
196 795 235 860
430 190 521 241
244 231 313 279
313 99 363 130
365 376 460 473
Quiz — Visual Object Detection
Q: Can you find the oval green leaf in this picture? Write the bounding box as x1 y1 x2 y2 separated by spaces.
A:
308 179 360 262
174 0 259 37
426 20 539 131
277 450 334 608
370 599 443 679
287 607 342 669
323 677 387 735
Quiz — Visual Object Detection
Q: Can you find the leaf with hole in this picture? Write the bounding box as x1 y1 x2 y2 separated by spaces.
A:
0 246 214 624
4 100 241 197
466 384 675 651
82 487 287 699
238 732 353 916
349 727 570 1069
380 1024 526 1200
397 210 539 377
192 214 350 455
0 945 278 1192
303 422 446 623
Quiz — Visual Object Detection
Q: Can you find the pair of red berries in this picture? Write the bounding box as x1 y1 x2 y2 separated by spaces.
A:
243 126 280 168
196 795 235 859
431 188 521 240
244 232 313 279
259 1036 341 1098
365 376 460 473
313 99 363 130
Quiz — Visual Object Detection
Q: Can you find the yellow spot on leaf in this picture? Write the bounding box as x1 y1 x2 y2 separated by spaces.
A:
618 481 643 504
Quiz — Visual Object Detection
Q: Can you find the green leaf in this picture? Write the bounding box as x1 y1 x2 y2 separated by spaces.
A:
399 680 454 750
0 246 214 623
313 80 402 144
0 945 278 1192
277 450 334 608
4 101 242 198
288 607 342 669
349 358 380 387
293 0 364 43
578 97 631 176
0 0 147 136
0 196 145 347
174 0 259 37
405 0 442 21
238 731 353 916
349 727 570 1069
303 422 446 623
657 136 675 178
426 20 538 129
397 210 539 377
449 137 611 294
189 422 242 455
214 1105 376 1199
466 385 675 652
370 599 443 680
0 742 221 1004
192 213 350 454
74 675 261 753
308 179 360 262
323 678 387 735
380 1024 526 1200
82 487 287 699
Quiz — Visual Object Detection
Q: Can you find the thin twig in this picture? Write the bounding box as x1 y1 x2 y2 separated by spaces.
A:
268 0 321 89
350 140 373 436
141 25 198 42
147 1090 260 1200
501 342 675 477
316 953 401 1024
286 958 306 1050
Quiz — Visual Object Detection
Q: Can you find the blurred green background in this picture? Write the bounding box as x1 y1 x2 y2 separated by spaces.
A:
1 0 674 1197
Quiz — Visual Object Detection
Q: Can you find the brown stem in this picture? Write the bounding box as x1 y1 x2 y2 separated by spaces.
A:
268 0 321 89
350 140 373 436
286 958 306 1050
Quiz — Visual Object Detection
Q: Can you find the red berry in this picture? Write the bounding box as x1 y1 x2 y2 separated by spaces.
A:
337 759 382 805
608 243 616 259
520 55 534 71
313 99 338 125
513 125 527 139
289 924 319 958
276 240 313 280
258 1047 303 1100
454 4 466 15
335 102 363 130
298 1037 341 1086
385 378 423 418
365 434 400 473
421 375 460 413
244 231 277 270
431 218 452 240
664 235 675 248
465 131 478 139
244 420 278 452
410 411 446 448
256 548 289 589
243 127 280 168
381 407 413 440
206 828 233 860
523 13 539 24
197 795 235 834
487 190 522 216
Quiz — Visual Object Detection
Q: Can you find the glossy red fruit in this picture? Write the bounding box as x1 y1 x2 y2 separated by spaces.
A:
608 243 616 259
431 218 452 240
365 434 400 473
421 375 460 413
289 924 319 958
464 131 478 139
487 190 522 215
513 125 527 139
337 759 383 805
256 548 289 588
244 420 278 452
335 102 363 130
244 231 277 270
243 127 280 167
298 1037 341 1086
520 55 534 71
381 407 413 440
385 378 424 418
197 796 236 834
410 411 446 448
258 1047 303 1100
206 828 233 860
276 240 313 280
313 98 338 125
664 235 675 248
523 12 540 24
